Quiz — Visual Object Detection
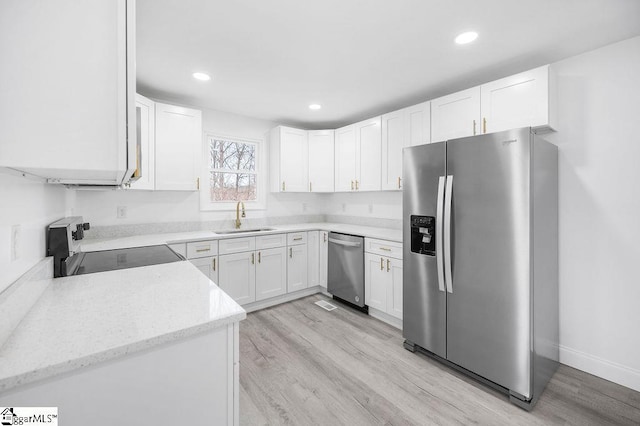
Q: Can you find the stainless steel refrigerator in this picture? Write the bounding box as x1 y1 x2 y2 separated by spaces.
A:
402 127 558 410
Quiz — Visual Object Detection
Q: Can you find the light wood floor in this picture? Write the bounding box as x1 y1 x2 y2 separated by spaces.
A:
239 294 640 425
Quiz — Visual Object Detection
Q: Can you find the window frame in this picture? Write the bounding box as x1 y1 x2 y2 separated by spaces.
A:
199 133 267 211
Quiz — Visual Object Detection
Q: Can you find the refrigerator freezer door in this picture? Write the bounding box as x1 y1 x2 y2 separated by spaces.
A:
402 142 447 358
445 128 532 399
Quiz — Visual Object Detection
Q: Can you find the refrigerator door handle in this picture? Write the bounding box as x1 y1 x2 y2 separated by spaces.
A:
444 175 454 293
436 176 446 292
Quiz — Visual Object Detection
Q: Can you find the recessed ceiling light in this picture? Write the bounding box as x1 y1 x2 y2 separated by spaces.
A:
455 31 478 45
309 104 322 110
192 72 211 81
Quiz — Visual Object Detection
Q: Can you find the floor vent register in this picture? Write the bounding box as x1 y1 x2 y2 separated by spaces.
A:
314 300 338 311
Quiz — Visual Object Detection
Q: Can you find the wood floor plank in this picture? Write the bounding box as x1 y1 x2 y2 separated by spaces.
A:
239 295 640 425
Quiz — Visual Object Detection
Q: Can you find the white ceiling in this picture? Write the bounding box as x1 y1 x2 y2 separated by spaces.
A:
136 0 640 129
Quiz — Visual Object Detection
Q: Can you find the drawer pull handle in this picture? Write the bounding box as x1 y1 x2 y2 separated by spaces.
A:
379 247 391 252
293 237 302 241
196 247 210 252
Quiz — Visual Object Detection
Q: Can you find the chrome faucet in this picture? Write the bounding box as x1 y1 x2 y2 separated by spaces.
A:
235 201 246 229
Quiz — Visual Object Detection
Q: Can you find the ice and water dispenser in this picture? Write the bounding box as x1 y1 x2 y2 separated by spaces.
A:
410 215 436 256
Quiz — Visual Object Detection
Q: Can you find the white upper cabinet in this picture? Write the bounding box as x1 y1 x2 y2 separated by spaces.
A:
270 126 308 192
355 117 382 191
0 0 136 186
307 130 335 192
154 103 202 191
334 125 357 192
480 65 555 134
406 101 431 147
129 94 155 190
381 102 430 191
431 87 481 143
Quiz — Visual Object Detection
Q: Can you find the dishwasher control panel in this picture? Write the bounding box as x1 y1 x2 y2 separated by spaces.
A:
410 215 436 256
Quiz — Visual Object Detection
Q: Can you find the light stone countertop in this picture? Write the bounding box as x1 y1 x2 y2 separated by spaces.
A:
0 261 246 392
80 222 402 252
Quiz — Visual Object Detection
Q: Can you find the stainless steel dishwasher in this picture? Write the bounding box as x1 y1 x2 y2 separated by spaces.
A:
327 232 366 310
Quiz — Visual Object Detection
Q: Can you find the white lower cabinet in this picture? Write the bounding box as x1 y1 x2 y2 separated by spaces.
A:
189 256 219 285
218 251 256 305
364 239 403 324
319 231 329 288
307 231 320 287
255 247 287 301
287 243 308 293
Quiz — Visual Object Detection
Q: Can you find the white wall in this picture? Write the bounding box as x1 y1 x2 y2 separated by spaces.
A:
75 107 325 227
545 36 640 391
0 171 73 292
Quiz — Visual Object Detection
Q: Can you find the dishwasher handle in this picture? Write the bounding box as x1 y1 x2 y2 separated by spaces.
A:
328 238 361 248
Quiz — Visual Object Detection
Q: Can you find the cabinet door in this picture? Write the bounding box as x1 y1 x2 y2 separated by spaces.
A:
155 103 202 191
130 94 155 190
334 125 357 192
307 231 320 287
356 117 382 191
218 252 256 305
0 0 135 185
287 244 308 293
308 130 335 192
480 65 551 134
279 127 308 192
387 257 403 320
406 101 431 147
431 87 481 143
190 256 219 285
255 247 287 301
319 231 329 287
365 253 388 311
381 109 406 191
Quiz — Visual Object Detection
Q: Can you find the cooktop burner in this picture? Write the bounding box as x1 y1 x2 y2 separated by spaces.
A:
71 245 184 276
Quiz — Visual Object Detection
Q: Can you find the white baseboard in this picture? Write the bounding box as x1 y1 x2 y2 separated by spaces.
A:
560 344 640 392
368 307 403 330
243 286 322 313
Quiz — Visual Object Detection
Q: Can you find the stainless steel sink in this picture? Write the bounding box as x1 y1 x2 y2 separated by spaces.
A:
215 228 275 235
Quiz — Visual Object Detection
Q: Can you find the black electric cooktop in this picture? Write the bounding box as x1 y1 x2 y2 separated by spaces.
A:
72 245 184 276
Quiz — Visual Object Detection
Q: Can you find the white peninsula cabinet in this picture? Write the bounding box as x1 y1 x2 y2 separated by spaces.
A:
270 126 309 192
155 103 202 191
0 0 136 186
364 238 403 329
381 101 430 190
308 130 335 192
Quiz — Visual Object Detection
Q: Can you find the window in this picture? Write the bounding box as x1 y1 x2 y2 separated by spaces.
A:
200 134 266 210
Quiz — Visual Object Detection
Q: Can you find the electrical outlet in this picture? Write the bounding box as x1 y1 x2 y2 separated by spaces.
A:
117 205 127 219
11 224 20 261
341 203 346 212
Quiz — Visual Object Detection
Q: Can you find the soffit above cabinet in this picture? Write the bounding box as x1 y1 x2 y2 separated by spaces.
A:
136 0 640 128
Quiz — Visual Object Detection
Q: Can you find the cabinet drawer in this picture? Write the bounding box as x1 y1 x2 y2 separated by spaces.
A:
219 237 256 255
167 243 186 258
287 232 307 246
256 233 286 250
365 238 403 259
186 240 218 259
